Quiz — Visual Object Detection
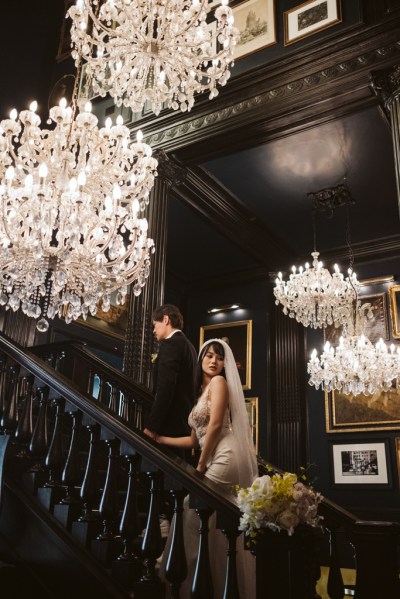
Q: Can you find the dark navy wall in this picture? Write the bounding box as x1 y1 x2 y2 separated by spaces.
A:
185 279 270 457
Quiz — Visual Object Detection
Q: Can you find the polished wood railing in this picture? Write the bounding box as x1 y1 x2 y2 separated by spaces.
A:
0 333 398 598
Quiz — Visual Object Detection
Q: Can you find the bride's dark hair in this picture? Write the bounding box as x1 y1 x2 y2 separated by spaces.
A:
195 340 226 396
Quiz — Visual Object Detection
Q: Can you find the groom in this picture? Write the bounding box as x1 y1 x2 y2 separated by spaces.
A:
144 304 197 452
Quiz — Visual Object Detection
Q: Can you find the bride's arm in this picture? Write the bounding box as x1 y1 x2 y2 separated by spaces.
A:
156 429 198 449
196 376 228 474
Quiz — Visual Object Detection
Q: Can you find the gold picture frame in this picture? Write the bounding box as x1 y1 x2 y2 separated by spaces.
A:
325 385 400 433
199 319 252 389
324 292 390 346
284 0 342 46
389 285 400 339
76 291 130 340
232 0 276 61
395 438 400 486
245 397 258 452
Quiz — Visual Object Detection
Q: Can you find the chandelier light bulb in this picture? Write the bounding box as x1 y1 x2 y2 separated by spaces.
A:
68 0 239 116
273 251 359 329
0 99 158 329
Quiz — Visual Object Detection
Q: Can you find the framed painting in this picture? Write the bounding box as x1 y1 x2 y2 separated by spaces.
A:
199 319 252 389
330 440 391 487
389 285 400 339
284 0 342 46
395 437 400 487
245 397 258 452
76 291 130 340
324 292 390 346
232 0 276 61
325 385 400 433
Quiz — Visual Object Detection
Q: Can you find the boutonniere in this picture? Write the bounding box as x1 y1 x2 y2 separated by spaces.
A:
151 353 158 364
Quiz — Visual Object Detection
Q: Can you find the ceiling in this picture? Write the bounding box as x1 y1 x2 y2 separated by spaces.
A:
167 104 399 284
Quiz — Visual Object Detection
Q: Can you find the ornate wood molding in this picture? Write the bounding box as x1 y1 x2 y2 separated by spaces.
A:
132 17 400 161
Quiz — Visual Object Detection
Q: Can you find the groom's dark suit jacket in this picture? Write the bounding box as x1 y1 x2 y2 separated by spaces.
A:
146 331 197 437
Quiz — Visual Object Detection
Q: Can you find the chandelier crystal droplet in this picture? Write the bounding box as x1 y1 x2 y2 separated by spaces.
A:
0 100 157 329
273 251 359 329
68 0 239 116
307 303 400 395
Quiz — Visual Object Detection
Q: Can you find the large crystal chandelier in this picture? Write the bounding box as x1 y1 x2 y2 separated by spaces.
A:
273 252 359 329
274 184 360 329
307 303 400 395
0 68 158 331
68 0 239 116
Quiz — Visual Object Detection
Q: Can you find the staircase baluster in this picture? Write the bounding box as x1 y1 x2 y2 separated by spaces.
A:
54 350 66 374
78 423 101 522
87 367 95 396
14 376 35 457
221 528 240 599
98 378 109 406
326 527 345 599
191 507 214 599
0 354 8 421
119 390 129 422
140 471 163 583
108 383 119 413
28 387 49 472
60 410 83 504
165 489 188 599
118 454 142 560
44 397 65 487
97 438 121 540
0 366 21 434
134 400 143 430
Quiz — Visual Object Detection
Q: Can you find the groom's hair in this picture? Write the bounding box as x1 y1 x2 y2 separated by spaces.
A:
152 304 184 330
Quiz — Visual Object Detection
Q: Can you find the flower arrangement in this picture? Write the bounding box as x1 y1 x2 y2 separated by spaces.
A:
237 470 323 538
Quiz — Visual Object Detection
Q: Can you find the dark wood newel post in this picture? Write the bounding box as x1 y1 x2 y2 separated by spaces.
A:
123 150 187 386
351 520 400 598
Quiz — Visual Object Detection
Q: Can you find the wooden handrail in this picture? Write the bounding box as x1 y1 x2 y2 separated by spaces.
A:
0 332 239 517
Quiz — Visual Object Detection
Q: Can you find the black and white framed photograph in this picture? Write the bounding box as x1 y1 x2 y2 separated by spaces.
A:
284 0 342 46
330 441 391 487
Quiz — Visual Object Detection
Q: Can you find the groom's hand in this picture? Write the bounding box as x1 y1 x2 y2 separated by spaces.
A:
143 427 156 439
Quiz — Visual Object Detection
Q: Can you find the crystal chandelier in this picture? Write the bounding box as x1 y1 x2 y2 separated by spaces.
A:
0 74 158 331
273 252 359 329
68 0 239 116
307 303 400 395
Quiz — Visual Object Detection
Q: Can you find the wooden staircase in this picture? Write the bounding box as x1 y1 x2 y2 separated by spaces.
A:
0 333 398 598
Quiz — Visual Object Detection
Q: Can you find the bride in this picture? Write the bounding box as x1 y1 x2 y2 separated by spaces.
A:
156 338 258 599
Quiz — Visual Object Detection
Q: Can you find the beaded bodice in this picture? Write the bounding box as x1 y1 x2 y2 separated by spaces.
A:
188 383 230 448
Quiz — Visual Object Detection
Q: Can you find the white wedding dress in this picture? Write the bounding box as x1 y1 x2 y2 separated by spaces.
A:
161 382 256 599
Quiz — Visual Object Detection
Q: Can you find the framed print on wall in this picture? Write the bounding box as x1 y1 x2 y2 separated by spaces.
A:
199 320 252 389
389 285 400 338
245 397 258 452
76 290 130 340
330 441 391 487
284 0 342 46
325 384 400 433
324 292 390 346
232 0 276 61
